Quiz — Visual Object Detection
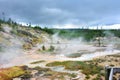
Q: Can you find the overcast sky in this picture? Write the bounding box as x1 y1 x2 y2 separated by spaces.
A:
0 0 120 29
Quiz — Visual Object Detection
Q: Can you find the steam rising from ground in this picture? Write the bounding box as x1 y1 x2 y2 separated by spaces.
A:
37 32 120 61
0 47 22 65
0 27 120 68
0 36 24 67
0 25 24 67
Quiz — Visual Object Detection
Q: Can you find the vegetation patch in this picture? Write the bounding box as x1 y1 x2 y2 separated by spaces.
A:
0 73 11 80
16 30 36 38
22 43 33 50
32 66 75 80
46 61 104 79
30 60 45 64
0 66 26 80
48 45 55 52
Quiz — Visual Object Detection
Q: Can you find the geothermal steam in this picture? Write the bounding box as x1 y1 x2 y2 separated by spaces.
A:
0 28 120 68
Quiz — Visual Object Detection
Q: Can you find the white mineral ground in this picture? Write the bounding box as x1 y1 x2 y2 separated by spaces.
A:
1 41 120 68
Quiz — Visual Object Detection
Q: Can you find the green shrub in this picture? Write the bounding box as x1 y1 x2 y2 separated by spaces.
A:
42 27 54 34
42 45 46 50
48 45 55 51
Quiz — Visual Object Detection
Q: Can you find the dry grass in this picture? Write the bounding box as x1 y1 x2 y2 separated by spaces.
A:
0 66 25 80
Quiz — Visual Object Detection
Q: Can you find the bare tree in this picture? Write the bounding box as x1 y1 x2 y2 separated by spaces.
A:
2 12 5 21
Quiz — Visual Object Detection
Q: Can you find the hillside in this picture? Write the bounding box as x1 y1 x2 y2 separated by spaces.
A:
0 19 52 67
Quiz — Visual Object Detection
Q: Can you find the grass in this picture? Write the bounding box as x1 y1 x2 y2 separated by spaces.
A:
33 66 51 72
33 66 75 80
30 60 45 64
0 66 26 80
46 61 104 79
0 73 11 80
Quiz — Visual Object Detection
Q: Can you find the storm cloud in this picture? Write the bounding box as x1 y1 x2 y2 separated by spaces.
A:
0 0 120 28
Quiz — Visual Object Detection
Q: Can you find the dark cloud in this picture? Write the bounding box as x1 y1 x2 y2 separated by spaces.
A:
0 0 120 27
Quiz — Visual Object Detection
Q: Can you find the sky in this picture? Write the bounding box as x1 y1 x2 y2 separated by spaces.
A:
0 0 120 29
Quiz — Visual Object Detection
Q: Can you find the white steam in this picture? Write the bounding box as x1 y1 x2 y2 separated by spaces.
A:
0 27 120 68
